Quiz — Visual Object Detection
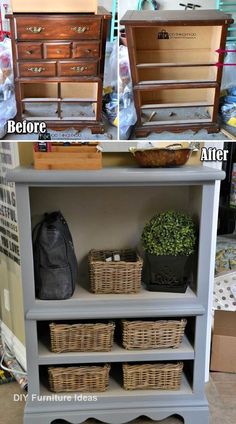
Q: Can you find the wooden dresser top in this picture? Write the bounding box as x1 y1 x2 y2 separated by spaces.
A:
121 9 234 25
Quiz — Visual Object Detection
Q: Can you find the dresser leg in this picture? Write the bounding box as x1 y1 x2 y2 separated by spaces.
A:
182 408 210 424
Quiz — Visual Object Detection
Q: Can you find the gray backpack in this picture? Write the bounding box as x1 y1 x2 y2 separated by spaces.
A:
33 212 78 300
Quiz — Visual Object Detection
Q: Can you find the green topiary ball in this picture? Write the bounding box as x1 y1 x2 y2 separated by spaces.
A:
142 210 196 256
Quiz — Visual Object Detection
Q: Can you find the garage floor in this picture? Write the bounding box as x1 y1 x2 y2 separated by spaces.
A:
0 372 235 424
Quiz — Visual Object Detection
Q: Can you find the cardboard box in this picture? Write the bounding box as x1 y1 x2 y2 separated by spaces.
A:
11 0 97 14
210 310 236 373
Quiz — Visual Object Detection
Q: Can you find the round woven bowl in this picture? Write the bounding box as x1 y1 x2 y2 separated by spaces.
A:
131 146 192 168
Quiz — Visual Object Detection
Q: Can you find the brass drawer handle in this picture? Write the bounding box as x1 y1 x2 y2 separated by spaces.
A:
71 66 88 72
26 26 44 34
26 50 33 55
71 26 88 33
56 50 62 54
28 67 45 73
86 49 92 53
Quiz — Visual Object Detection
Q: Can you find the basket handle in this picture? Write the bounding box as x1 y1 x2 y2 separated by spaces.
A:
165 143 183 150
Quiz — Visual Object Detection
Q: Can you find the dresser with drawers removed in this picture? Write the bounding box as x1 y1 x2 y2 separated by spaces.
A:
8 8 110 133
121 10 233 137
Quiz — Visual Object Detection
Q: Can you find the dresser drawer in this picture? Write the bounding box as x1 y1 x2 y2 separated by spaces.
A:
15 17 102 41
59 61 98 77
73 42 100 59
17 42 43 59
44 43 71 59
18 61 57 77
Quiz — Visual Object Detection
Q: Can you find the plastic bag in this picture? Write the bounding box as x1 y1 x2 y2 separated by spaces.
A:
103 90 118 127
221 44 236 91
119 103 137 140
105 40 118 89
221 101 236 127
103 41 118 127
0 38 16 138
0 38 13 84
119 45 137 139
119 45 131 103
220 86 236 127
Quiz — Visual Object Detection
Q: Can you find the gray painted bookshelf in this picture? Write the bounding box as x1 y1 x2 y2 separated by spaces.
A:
8 165 225 424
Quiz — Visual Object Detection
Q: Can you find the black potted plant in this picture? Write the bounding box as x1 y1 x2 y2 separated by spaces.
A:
142 211 196 293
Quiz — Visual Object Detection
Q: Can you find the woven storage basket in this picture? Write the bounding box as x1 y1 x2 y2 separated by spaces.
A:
123 362 183 390
122 319 187 350
89 249 143 294
49 322 115 353
48 364 111 393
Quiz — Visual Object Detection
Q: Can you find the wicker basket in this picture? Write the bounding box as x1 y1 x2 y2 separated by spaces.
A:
89 249 143 294
49 322 115 353
123 362 183 390
122 319 187 350
48 364 111 393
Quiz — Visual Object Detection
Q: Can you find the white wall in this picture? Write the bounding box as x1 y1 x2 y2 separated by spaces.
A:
120 0 216 21
100 0 112 12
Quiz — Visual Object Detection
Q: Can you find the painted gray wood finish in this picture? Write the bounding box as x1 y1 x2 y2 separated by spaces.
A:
8 166 224 424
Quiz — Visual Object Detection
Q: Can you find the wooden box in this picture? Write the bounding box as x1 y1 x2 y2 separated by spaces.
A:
11 0 98 14
33 144 102 170
121 10 234 136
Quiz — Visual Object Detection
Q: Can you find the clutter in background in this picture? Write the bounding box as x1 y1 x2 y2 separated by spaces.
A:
215 235 236 275
0 338 27 390
137 0 160 11
220 86 236 128
103 41 118 128
213 270 236 312
0 367 15 384
220 45 236 128
119 45 137 140
0 38 16 139
221 45 236 91
179 3 201 10
0 0 11 40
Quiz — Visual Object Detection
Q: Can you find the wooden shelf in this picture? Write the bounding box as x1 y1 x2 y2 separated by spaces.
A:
38 336 195 365
22 98 97 103
141 102 214 109
139 79 215 85
23 116 61 121
22 98 59 103
62 98 97 102
61 117 96 121
136 63 216 68
142 118 212 126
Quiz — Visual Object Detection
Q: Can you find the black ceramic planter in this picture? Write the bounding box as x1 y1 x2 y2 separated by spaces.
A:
144 254 192 293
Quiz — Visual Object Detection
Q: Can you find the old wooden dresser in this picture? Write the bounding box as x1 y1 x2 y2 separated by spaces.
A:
121 10 234 137
8 7 110 133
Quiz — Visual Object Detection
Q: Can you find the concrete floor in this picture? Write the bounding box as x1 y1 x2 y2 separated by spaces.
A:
0 372 235 424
